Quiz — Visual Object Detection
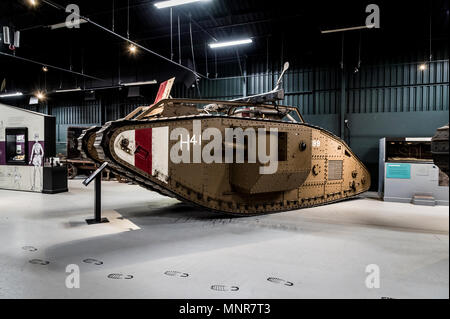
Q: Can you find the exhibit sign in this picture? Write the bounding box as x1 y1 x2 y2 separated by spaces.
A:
386 163 411 179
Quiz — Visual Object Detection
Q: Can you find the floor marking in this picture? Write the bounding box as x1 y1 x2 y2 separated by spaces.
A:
210 285 239 292
83 258 104 265
164 270 189 278
267 277 294 286
29 259 49 265
107 273 134 280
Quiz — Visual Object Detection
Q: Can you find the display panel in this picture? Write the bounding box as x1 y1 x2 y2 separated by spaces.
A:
5 128 28 165
386 163 411 179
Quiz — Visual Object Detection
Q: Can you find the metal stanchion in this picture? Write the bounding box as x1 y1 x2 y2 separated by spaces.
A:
83 162 109 225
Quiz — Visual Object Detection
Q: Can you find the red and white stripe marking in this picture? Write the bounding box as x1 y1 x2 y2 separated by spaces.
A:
114 127 169 183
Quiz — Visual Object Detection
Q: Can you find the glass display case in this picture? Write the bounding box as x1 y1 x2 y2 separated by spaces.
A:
385 138 433 163
5 128 28 165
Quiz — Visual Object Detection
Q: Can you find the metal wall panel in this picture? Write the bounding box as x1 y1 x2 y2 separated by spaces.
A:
50 100 101 125
104 96 153 122
175 59 448 116
347 60 449 113
186 66 342 115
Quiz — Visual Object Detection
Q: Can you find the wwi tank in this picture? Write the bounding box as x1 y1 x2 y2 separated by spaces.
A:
79 66 370 215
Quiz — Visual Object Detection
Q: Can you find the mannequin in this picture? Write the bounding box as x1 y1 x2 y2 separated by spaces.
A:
29 133 44 191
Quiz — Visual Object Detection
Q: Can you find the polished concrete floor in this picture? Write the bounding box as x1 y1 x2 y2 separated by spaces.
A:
0 179 448 299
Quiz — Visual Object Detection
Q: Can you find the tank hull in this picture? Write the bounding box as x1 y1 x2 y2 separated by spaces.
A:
89 115 370 215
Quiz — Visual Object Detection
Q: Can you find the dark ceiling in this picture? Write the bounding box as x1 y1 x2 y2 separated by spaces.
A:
0 0 448 95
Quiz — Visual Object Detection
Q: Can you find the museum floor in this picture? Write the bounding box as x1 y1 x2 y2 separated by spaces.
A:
0 180 448 299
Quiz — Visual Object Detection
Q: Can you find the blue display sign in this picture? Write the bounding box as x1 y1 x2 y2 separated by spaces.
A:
386 163 411 179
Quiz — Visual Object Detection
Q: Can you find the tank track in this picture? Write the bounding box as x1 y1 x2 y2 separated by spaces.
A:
78 126 102 162
79 123 174 200
79 115 369 216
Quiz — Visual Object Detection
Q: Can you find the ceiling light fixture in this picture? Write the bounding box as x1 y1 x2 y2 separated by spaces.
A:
36 91 46 100
128 44 137 54
54 88 82 93
122 80 157 86
209 38 253 49
154 0 210 9
0 92 23 98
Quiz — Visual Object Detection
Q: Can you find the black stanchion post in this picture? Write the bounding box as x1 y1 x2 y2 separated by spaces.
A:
84 162 109 225
94 174 102 223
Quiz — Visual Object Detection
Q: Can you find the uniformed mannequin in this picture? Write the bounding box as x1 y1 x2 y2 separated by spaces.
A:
29 133 44 191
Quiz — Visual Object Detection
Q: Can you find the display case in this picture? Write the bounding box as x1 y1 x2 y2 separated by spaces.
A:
5 128 28 165
379 137 448 206
0 103 67 193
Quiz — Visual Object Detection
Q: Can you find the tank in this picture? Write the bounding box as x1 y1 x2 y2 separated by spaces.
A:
431 123 449 176
79 64 371 215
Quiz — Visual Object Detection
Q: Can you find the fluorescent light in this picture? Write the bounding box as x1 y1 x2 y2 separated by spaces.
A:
0 92 23 98
122 80 157 86
49 19 87 30
54 88 82 93
154 0 210 9
209 38 253 49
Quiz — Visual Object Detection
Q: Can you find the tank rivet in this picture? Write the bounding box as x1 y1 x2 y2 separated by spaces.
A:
300 142 307 151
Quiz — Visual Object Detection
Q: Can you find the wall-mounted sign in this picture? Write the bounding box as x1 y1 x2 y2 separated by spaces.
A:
386 163 411 179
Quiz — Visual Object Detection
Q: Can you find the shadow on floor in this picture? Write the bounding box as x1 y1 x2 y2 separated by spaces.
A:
116 200 243 222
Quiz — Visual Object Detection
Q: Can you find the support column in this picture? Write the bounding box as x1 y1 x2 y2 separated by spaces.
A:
340 68 346 139
340 34 346 139
243 57 247 97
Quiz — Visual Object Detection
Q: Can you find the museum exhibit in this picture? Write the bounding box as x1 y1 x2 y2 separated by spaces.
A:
0 0 448 302
0 103 67 193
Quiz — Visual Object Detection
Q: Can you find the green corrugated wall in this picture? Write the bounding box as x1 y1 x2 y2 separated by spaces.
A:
174 60 449 114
